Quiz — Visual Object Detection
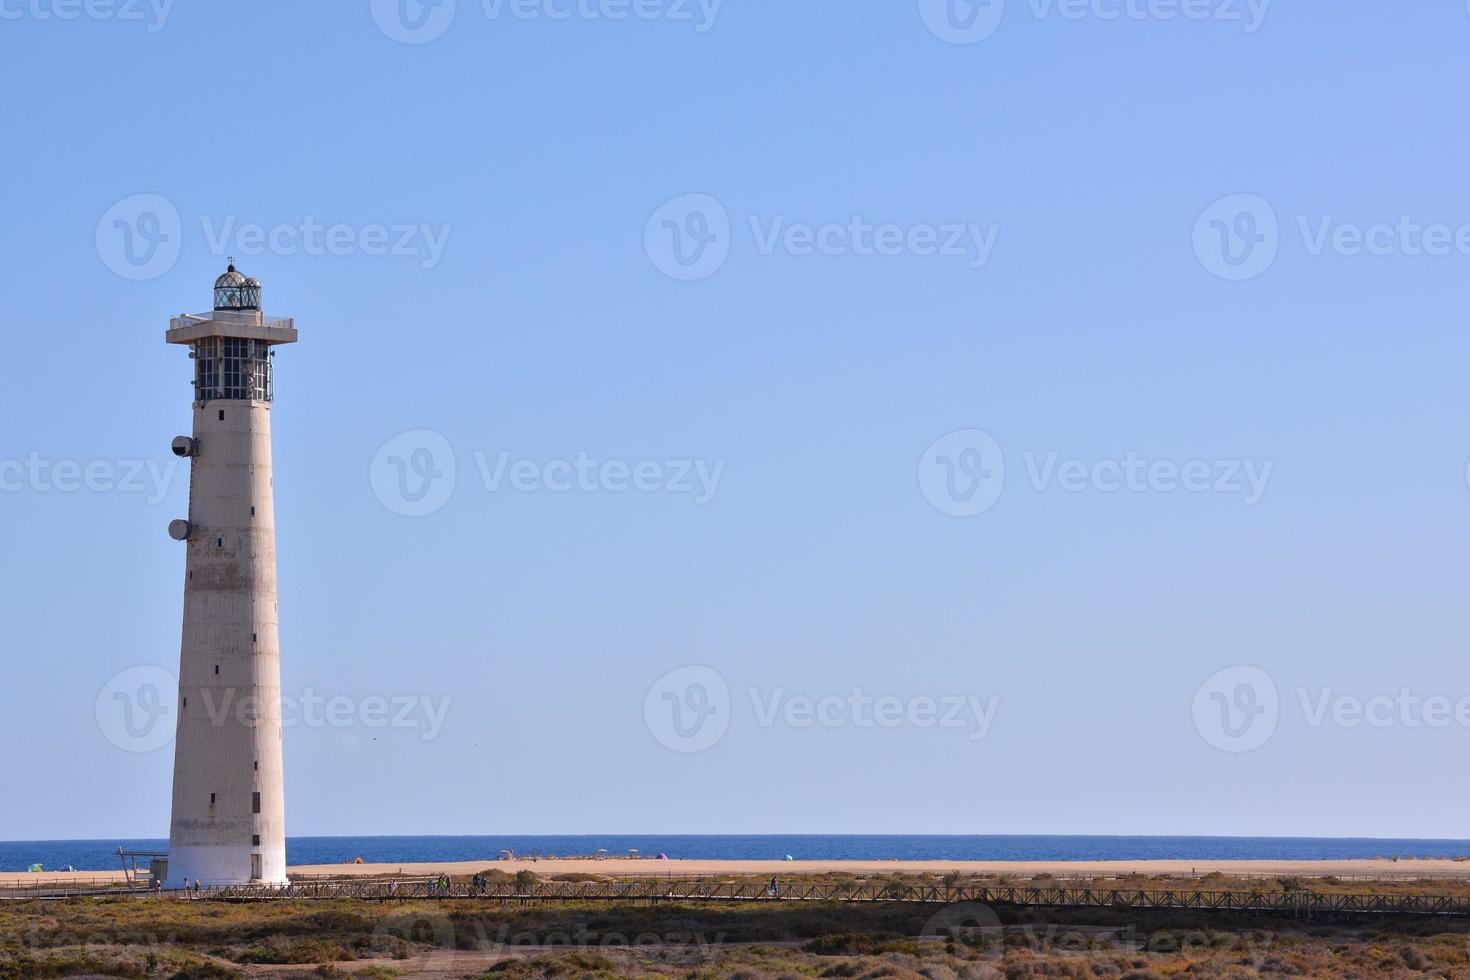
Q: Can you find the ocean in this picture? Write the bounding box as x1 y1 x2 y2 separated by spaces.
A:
5 835 1470 873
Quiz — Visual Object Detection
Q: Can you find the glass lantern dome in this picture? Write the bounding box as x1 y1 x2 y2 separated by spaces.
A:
213 264 262 311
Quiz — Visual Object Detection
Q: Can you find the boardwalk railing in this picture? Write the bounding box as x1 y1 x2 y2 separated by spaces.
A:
0 879 150 900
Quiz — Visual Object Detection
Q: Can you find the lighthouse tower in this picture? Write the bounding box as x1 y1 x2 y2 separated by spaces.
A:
164 265 297 887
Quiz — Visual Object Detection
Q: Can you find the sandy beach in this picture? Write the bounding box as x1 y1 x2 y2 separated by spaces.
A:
11 857 1470 888
290 857 1470 880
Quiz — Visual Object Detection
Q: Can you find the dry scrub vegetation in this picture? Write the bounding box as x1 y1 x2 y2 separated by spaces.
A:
3 875 1470 978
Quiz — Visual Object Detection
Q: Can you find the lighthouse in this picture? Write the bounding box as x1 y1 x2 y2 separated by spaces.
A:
163 265 296 887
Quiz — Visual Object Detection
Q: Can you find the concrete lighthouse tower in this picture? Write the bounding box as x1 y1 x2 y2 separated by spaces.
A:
164 264 297 887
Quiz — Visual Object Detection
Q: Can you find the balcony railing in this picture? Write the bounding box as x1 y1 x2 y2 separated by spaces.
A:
169 312 295 332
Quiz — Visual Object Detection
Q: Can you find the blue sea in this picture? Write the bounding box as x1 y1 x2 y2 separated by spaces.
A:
6 835 1470 873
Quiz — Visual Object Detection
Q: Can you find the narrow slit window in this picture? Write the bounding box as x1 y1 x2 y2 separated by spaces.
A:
252 792 261 814
218 410 224 421
214 665 219 675
210 793 216 806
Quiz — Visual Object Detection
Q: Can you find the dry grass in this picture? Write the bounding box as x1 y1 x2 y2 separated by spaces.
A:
3 876 1470 978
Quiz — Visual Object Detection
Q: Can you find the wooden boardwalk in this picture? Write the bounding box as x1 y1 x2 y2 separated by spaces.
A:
8 877 1470 917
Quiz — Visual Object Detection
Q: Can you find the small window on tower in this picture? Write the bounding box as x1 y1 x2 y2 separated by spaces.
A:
214 665 219 675
210 793 216 806
252 835 261 846
252 792 261 814
218 409 225 421
217 538 223 548
251 506 256 517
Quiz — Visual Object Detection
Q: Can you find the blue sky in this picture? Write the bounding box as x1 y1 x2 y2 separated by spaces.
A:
5 1 1470 842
